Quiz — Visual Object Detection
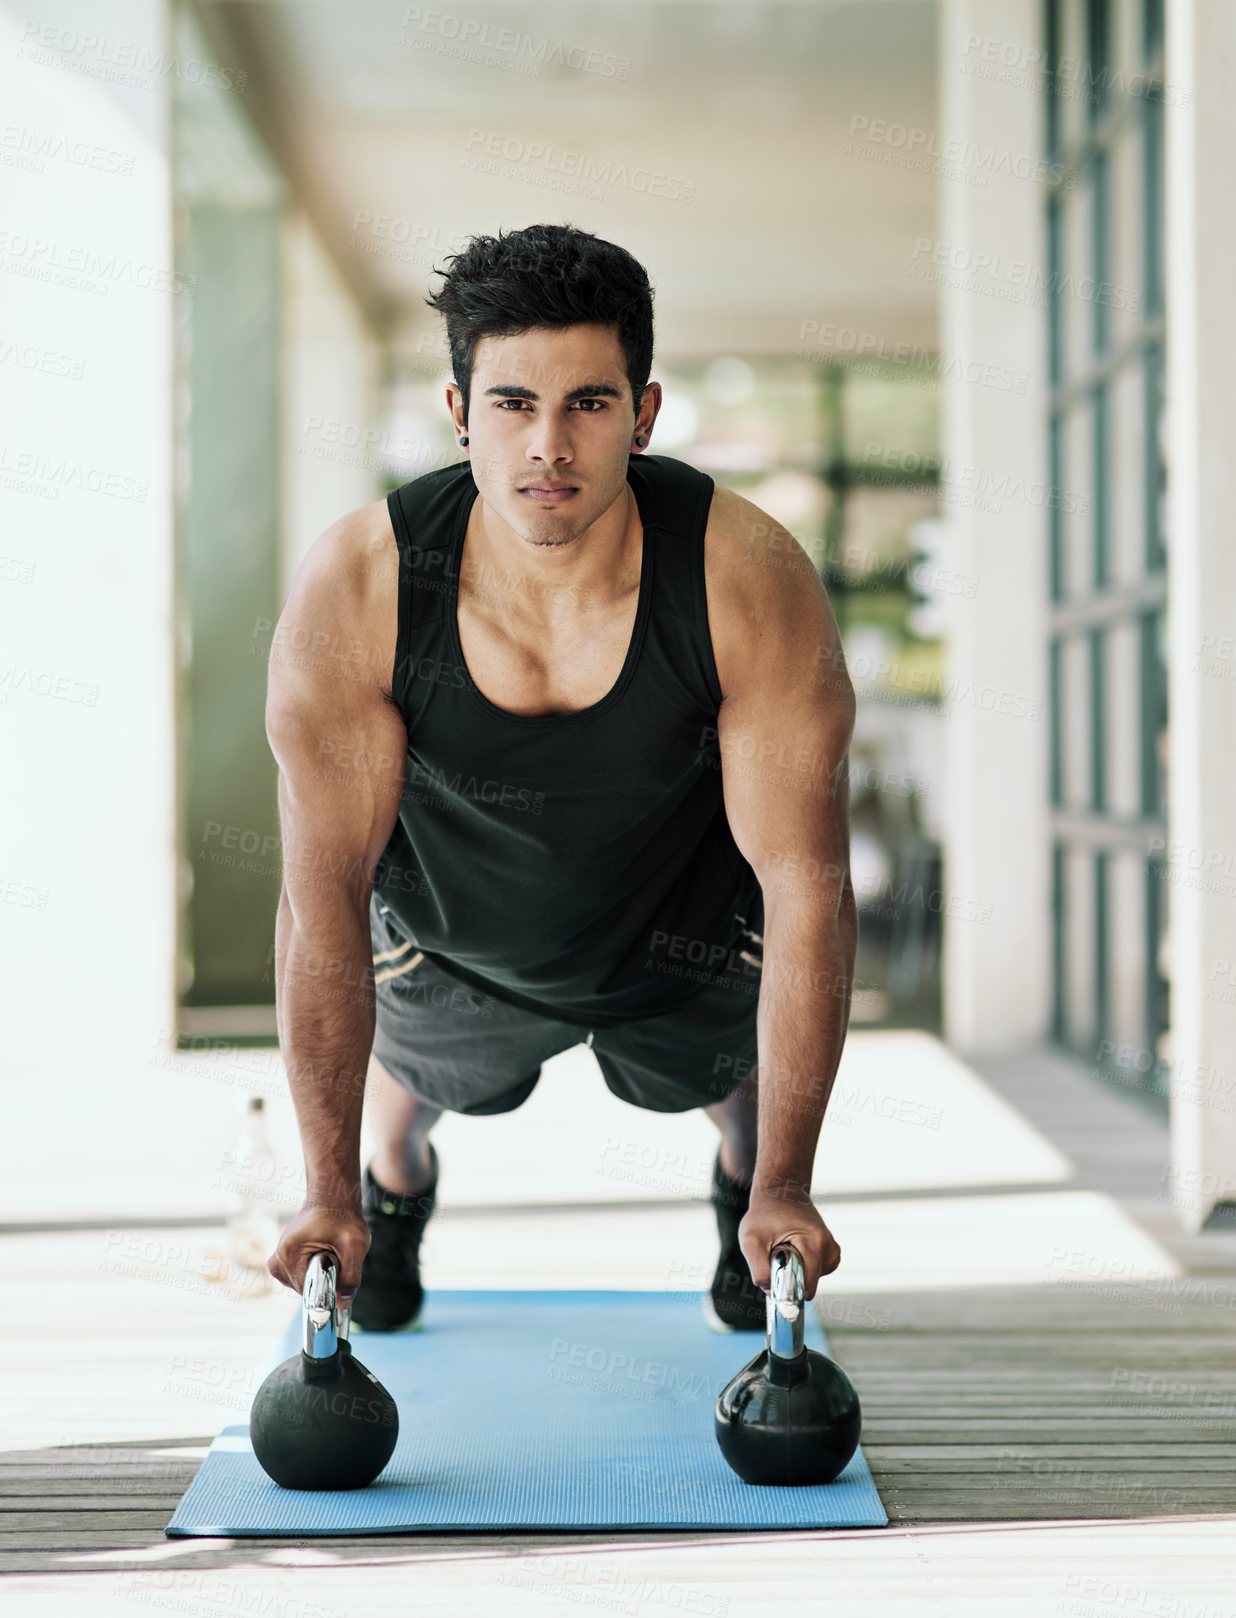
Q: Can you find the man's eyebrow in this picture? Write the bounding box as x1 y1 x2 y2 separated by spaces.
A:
483 382 625 402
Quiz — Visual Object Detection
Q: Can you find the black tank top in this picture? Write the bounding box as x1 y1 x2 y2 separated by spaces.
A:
372 451 762 1028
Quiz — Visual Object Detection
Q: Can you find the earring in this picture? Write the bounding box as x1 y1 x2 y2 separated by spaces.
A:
635 435 646 448
459 435 469 447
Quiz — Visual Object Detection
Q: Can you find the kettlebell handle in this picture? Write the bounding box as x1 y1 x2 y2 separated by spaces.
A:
303 1252 351 1361
767 1242 806 1362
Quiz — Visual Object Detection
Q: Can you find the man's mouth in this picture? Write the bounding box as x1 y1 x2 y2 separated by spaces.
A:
519 483 578 504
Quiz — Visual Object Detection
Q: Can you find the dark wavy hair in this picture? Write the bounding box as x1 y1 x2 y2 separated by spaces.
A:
424 223 655 426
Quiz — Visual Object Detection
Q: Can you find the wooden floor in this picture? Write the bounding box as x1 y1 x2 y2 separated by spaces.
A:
5 1039 1236 1614
824 1044 1236 1525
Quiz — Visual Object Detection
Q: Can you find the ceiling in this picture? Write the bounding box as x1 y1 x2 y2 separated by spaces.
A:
193 0 939 361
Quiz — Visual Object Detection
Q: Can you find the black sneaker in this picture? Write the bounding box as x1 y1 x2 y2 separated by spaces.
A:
704 1150 767 1333
350 1146 439 1332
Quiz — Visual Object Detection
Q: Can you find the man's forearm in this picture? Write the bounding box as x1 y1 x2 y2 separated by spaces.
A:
275 890 375 1211
751 881 858 1198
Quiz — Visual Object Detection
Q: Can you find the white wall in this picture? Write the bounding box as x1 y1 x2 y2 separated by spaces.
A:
279 212 382 598
1165 0 1236 1227
937 0 1052 1053
0 0 177 1068
0 6 383 1070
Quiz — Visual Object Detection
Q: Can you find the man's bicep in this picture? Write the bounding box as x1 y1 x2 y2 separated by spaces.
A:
269 688 407 922
720 681 855 915
716 570 856 915
265 563 408 925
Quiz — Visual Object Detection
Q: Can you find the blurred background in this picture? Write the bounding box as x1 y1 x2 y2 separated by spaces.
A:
2 0 1233 1229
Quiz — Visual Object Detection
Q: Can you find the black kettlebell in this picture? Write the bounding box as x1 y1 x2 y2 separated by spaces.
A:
250 1252 399 1490
715 1242 861 1485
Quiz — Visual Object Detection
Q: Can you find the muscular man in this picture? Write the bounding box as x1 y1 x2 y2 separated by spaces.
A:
265 223 857 1336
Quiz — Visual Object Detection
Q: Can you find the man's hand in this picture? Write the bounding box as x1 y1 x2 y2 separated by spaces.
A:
268 1201 371 1308
738 1180 841 1300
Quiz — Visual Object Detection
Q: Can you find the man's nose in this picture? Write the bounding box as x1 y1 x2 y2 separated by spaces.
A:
525 415 574 466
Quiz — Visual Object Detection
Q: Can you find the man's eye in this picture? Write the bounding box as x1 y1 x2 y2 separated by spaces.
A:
493 398 607 411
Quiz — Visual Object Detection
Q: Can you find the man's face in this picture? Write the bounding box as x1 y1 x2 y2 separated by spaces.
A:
450 323 659 549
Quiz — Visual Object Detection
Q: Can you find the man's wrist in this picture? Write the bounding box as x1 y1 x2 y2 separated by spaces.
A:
751 1169 816 1204
304 1168 364 1212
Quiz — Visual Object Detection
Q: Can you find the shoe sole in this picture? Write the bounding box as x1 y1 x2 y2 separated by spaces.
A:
703 1286 771 1335
702 1293 738 1335
350 1300 424 1335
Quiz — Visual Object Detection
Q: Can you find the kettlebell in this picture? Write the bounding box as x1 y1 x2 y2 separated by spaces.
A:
714 1242 861 1485
249 1252 399 1490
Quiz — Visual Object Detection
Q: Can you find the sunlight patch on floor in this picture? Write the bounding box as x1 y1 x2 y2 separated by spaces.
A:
414 1028 1074 1206
5 1031 1073 1222
412 1187 1179 1295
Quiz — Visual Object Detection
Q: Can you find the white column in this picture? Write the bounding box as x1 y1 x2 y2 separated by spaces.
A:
1165 0 1236 1228
937 0 1052 1053
279 213 383 598
0 1 177 1069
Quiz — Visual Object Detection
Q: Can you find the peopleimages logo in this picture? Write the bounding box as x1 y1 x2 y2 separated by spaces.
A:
462 129 695 203
910 237 1141 311
400 7 632 80
845 114 1076 187
16 21 248 92
796 321 1028 394
0 229 196 296
861 441 1091 514
0 442 149 502
405 759 545 813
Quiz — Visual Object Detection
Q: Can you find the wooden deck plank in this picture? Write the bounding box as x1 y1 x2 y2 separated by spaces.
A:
4 1037 1236 1604
0 1495 184 1507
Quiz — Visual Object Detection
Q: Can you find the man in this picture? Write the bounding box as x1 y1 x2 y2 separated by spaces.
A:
265 222 857 1336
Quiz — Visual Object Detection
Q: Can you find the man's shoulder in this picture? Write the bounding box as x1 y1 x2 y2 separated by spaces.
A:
702 483 841 701
302 496 397 594
703 482 823 607
274 498 400 695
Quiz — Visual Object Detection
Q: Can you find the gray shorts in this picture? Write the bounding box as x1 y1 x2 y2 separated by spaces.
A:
369 898 763 1116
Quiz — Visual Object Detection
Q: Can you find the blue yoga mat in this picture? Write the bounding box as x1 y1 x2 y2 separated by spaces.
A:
166 1291 887 1535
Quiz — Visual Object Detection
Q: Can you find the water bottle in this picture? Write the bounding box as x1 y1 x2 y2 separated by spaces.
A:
222 1095 282 1271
